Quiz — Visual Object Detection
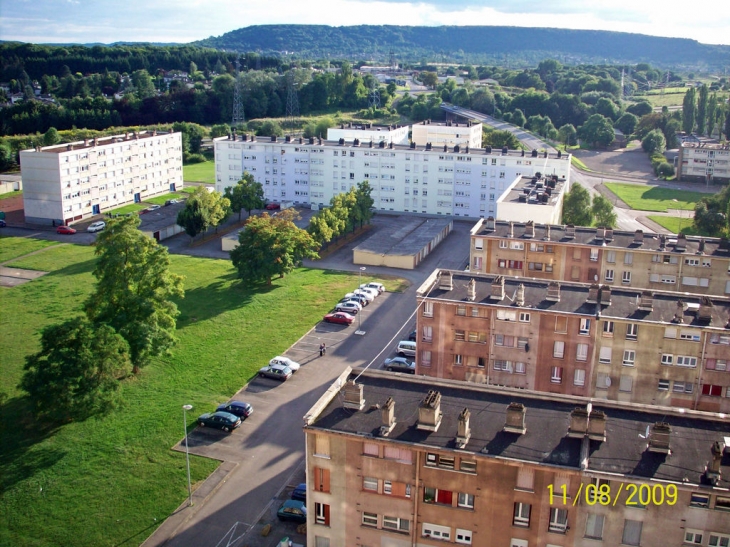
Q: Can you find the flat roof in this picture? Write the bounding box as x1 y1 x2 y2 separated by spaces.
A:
24 131 178 154
329 124 405 132
418 270 730 329
501 175 566 206
309 370 730 487
354 217 453 257
681 142 730 150
475 220 730 258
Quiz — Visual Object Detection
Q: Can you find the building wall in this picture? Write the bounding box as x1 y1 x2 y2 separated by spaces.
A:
678 144 730 183
327 126 410 145
411 123 483 148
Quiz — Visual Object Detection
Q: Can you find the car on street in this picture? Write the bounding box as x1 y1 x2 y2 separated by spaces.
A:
87 221 106 233
343 293 369 306
291 483 307 502
265 202 281 210
0 219 7 227
147 204 161 211
197 411 242 432
361 282 385 294
277 500 307 523
408 330 417 342
269 356 301 372
56 225 76 234
335 301 360 315
384 357 416 374
258 363 293 381
324 312 355 325
164 199 180 206
352 289 375 302
216 401 254 419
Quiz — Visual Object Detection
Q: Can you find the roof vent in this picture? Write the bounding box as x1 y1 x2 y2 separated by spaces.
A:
546 282 561 302
491 276 505 300
342 380 365 411
439 270 453 291
508 221 514 238
271 136 278 142
456 408 471 448
676 234 687 252
634 230 644 246
565 225 576 239
353 138 359 146
587 284 600 304
467 278 476 302
672 300 685 324
595 227 605 242
659 234 667 251
443 144 448 152
454 144 460 153
339 138 345 145
698 296 713 323
567 407 589 438
638 291 654 311
515 283 526 307
531 149 538 158
485 216 495 231
426 142 432 151
504 402 526 434
647 422 672 454
544 224 551 241
285 135 291 143
525 221 535 239
599 285 612 306
485 146 492 154
605 228 614 241
309 136 315 145
588 410 607 442
417 390 443 432
698 238 706 255
704 440 725 485
380 396 396 436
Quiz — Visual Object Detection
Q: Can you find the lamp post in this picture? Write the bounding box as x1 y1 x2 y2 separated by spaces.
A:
358 267 366 332
182 404 193 507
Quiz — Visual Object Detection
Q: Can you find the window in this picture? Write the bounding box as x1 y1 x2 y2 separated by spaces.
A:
709 535 730 547
622 271 632 284
590 248 599 261
314 467 330 493
519 312 530 323
426 453 454 469
603 321 614 336
599 346 612 363
576 344 588 361
690 492 710 507
684 529 703 544
622 519 643 546
585 514 605 540
551 367 563 384
422 523 449 540
716 496 730 511
673 381 694 394
363 477 378 491
624 252 634 265
423 301 433 317
455 329 466 341
422 325 433 342
553 341 565 358
574 369 586 386
314 537 330 547
626 323 638 340
474 238 483 250
619 375 633 392
573 248 582 260
315 503 330 526
457 492 475 509
314 435 330 457
658 379 670 391
516 467 534 491
456 305 466 316
383 515 410 532
497 309 517 321
460 459 477 473
455 528 473 545
711 333 730 345
383 446 412 463
513 502 531 527
677 355 698 368
623 350 636 366
471 306 480 317
555 316 568 333
702 384 725 397
661 354 673 366
515 362 526 374
707 359 728 371
596 373 611 389
606 251 616 263
454 354 463 365
680 330 701 342
579 318 591 335
605 269 615 282
363 442 379 456
548 508 568 533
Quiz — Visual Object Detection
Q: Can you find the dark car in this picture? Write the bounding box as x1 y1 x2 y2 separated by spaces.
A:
384 357 416 374
258 363 293 381
408 330 417 342
56 225 76 234
216 401 253 419
197 411 241 432
323 312 354 325
277 500 307 523
291 483 307 502
265 202 281 210
0 219 6 227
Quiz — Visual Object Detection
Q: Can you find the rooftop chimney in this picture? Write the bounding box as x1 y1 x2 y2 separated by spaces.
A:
504 402 526 434
638 291 654 311
417 390 443 432
588 410 607 442
698 238 706 255
595 227 605 242
605 228 614 241
647 422 672 454
525 221 535 239
672 300 685 324
439 270 453 291
698 296 713 323
565 225 576 239
380 397 396 436
567 407 589 438
515 283 526 307
634 230 644 246
456 408 471 448
599 285 611 306
285 135 291 143
491 276 505 300
704 440 725 485
587 284 600 304
544 224 551 241
467 278 476 302
659 234 667 251
508 221 514 238
485 217 495 231
676 234 687 252
342 380 365 410
271 136 277 142
546 282 561 302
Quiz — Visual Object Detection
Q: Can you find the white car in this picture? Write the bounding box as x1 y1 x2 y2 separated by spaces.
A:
360 282 384 294
147 204 161 211
352 289 375 302
269 355 301 372
344 293 369 306
87 221 106 233
335 301 360 315
356 286 378 299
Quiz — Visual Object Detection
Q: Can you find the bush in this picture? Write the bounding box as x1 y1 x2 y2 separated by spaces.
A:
656 162 675 178
183 153 206 164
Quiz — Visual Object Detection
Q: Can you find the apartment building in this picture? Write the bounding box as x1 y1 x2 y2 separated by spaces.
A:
677 142 730 184
327 123 410 146
19 131 183 225
213 134 570 220
469 219 730 297
411 120 483 148
303 368 730 547
415 269 730 413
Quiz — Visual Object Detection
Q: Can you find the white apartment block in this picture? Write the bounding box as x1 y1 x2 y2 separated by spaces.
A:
411 120 482 148
20 131 183 225
326 123 409 145
214 134 571 219
677 142 730 183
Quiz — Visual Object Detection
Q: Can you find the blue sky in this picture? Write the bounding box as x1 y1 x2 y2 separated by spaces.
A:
1 0 728 46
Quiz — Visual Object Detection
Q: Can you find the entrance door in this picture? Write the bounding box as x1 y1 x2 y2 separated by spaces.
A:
92 204 100 215
134 193 141 203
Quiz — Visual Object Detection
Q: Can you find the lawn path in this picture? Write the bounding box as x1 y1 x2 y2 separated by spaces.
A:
0 242 69 267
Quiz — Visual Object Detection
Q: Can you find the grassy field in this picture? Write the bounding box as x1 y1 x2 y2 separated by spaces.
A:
183 161 215 184
145 192 188 206
0 237 59 263
570 156 592 171
0 236 405 547
605 183 707 212
109 202 148 215
0 190 22 200
648 215 707 235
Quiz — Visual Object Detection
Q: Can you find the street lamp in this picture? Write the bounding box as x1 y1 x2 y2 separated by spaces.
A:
358 267 366 332
182 404 193 507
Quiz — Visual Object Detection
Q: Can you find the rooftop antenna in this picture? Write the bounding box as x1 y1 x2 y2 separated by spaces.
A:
231 56 245 128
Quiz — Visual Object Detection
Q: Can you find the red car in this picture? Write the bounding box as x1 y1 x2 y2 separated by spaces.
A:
324 312 355 325
265 202 281 210
56 225 76 234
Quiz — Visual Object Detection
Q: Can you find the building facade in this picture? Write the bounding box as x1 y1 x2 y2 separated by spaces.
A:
415 269 730 413
303 368 730 547
677 142 730 184
411 120 483 148
213 134 571 220
19 131 183 225
469 219 730 297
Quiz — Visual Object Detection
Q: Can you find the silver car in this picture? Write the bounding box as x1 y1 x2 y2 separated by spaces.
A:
87 221 106 233
384 357 415 374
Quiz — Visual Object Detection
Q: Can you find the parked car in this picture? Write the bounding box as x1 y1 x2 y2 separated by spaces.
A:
269 356 301 372
147 204 161 211
277 500 307 523
384 357 416 374
197 411 241 432
258 363 293 381
352 289 375 302
87 221 106 233
164 199 179 206
407 330 417 342
343 293 369 306
324 312 355 325
356 286 379 299
216 401 253 419
361 282 385 294
291 483 307 502
265 202 281 210
56 225 76 234
335 301 360 315
0 219 6 227
396 340 417 357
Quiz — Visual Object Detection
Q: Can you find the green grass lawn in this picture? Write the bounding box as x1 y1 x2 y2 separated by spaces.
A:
0 190 22 200
571 156 592 171
108 202 148 215
648 215 709 236
144 192 187 206
0 236 406 547
0 237 59 264
604 183 707 212
183 161 215 184
179 186 199 194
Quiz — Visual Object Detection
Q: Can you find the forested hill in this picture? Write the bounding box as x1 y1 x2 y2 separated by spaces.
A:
194 25 730 68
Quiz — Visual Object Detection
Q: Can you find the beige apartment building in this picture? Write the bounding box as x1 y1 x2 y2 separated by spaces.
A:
303 368 730 547
415 270 730 413
468 219 730 297
677 142 730 184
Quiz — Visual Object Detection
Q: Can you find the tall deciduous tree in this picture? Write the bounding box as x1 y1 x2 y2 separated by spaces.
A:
230 210 319 285
562 184 594 226
682 87 697 134
591 195 618 228
225 172 264 220
558 124 578 147
355 181 374 227
85 216 184 373
696 84 709 136
20 318 132 421
579 114 615 148
641 129 666 154
176 186 231 239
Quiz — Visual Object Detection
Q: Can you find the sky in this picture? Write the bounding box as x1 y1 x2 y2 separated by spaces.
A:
1 0 728 46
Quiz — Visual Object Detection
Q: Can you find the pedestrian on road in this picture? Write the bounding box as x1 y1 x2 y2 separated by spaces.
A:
319 343 326 357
